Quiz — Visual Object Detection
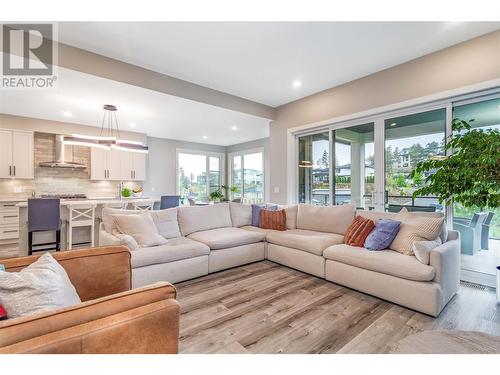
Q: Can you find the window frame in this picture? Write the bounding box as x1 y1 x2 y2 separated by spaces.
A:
175 148 225 200
228 147 265 203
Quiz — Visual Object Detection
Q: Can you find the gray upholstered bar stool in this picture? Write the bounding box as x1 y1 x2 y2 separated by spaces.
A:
160 195 180 209
27 198 61 256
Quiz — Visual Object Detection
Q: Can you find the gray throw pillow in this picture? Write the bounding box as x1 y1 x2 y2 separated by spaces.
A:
0 252 81 319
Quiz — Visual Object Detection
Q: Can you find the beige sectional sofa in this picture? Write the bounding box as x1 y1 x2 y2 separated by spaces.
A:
98 202 460 317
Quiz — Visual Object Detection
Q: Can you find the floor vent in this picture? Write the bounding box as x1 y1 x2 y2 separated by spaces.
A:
460 280 491 291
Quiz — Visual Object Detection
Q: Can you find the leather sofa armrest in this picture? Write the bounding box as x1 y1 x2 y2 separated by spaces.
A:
430 234 460 296
0 282 177 351
0 299 180 354
2 246 132 302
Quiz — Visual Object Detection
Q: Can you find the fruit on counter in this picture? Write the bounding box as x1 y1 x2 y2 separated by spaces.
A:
133 187 143 193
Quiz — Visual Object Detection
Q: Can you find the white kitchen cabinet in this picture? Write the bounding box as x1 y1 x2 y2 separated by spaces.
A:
120 151 146 181
90 147 122 180
0 129 34 179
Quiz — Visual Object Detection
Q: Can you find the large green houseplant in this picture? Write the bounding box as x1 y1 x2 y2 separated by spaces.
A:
410 118 500 209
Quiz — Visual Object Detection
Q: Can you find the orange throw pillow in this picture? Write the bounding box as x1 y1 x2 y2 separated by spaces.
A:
344 215 375 247
259 209 287 231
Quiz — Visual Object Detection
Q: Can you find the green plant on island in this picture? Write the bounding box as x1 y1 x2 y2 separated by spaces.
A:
209 185 239 202
121 187 132 198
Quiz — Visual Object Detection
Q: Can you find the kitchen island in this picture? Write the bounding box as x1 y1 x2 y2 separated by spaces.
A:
17 197 159 256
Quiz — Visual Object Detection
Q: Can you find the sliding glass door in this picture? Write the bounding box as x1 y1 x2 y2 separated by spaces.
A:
332 123 375 208
384 108 446 213
452 97 500 285
298 132 330 205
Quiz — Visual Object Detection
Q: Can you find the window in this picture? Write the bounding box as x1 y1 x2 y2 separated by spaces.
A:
177 151 223 202
298 132 329 205
229 150 264 203
384 109 446 212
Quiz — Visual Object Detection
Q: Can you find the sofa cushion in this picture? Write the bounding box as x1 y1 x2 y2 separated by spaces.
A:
323 244 435 282
149 208 181 239
344 215 375 247
0 253 81 319
266 229 344 256
111 213 168 247
241 225 278 235
177 203 232 236
277 204 298 229
259 209 287 231
297 204 355 235
357 209 447 243
229 202 252 227
131 237 210 268
390 209 445 255
101 207 140 233
187 227 265 250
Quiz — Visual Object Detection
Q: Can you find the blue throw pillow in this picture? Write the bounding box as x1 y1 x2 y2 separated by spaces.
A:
251 204 279 227
251 204 264 226
364 219 401 251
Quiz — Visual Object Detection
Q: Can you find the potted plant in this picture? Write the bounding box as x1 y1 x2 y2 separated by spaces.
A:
410 118 500 209
209 189 224 202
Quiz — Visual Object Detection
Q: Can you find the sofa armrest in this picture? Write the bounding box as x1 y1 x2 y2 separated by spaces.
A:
2 246 131 302
0 282 177 353
430 232 460 298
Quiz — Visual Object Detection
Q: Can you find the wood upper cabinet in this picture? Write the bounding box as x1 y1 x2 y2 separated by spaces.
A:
0 129 33 179
90 147 122 180
120 151 146 181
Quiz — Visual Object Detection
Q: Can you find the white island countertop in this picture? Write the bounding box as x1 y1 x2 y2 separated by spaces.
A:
16 197 160 207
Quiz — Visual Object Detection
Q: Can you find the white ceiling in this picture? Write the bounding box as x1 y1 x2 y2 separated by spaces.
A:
58 22 500 107
0 65 270 146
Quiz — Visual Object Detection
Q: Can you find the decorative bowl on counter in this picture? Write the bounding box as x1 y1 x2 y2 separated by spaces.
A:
132 191 143 198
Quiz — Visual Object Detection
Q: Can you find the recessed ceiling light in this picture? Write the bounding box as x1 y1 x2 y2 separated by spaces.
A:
62 111 73 117
390 122 397 127
203 135 208 140
129 122 136 128
231 126 238 131
292 80 302 89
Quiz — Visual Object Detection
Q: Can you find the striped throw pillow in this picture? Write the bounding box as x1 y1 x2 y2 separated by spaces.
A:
390 208 445 255
344 215 375 247
259 209 287 231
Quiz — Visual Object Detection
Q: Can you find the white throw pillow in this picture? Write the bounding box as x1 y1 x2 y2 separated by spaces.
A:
0 252 81 319
413 238 442 264
111 212 168 247
112 229 139 251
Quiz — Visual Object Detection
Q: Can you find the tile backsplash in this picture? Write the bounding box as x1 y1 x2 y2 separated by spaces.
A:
0 132 142 199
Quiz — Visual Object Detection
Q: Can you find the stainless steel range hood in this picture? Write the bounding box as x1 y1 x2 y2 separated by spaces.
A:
39 135 87 169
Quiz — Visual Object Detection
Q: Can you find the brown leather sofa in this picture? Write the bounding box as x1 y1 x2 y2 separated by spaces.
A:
0 246 180 354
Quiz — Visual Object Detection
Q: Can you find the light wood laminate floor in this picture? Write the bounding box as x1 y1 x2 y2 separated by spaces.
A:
176 261 500 354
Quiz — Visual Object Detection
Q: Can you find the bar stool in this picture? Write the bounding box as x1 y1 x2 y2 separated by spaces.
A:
67 203 96 250
132 200 153 211
160 195 180 209
27 198 61 256
104 202 129 209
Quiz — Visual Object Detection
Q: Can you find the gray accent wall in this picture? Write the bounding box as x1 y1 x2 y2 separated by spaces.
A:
143 136 227 197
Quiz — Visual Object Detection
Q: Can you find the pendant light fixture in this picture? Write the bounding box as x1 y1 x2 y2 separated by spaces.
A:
63 104 149 154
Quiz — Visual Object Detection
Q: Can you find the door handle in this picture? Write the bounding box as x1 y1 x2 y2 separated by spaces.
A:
13 165 15 176
9 166 11 176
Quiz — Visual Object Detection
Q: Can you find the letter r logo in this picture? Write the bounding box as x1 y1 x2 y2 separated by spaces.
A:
2 24 53 76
